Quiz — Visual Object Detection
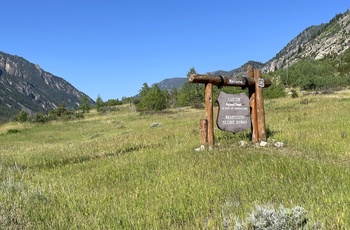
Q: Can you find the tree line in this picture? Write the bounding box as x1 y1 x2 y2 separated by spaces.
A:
271 48 350 92
15 51 350 121
121 67 286 112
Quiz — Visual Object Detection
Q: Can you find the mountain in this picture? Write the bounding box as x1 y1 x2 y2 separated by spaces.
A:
208 60 265 77
0 51 92 122
156 9 350 91
156 77 187 91
262 9 350 72
155 61 265 92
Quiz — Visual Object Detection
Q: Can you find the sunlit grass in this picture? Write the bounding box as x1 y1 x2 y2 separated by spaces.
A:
266 95 350 161
1 92 350 228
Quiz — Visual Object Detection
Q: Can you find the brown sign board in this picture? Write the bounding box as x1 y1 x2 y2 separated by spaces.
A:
216 92 251 133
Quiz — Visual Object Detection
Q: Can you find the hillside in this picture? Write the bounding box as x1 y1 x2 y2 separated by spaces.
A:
208 9 350 76
262 9 350 72
0 51 92 122
156 77 187 91
156 10 350 92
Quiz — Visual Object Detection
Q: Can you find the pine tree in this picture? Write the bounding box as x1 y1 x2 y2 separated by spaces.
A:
137 84 168 111
95 95 104 113
79 95 91 113
177 67 204 108
16 110 28 122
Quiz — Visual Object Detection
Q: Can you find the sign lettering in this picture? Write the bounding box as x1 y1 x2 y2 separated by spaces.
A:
228 78 245 86
216 92 251 133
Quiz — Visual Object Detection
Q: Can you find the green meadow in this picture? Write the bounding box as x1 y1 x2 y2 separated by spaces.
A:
1 91 350 229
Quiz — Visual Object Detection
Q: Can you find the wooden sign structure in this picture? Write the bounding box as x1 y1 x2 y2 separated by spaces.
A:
188 66 271 149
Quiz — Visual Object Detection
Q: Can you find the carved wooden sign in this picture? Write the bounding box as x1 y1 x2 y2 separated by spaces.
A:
216 92 251 133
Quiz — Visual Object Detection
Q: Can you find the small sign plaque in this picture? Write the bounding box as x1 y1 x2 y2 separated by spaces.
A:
228 78 245 86
216 92 251 133
258 78 265 88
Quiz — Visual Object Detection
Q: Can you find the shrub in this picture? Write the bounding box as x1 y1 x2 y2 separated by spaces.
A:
291 90 299 99
79 95 92 113
7 129 20 134
225 204 321 230
137 84 168 112
16 111 28 122
74 111 84 119
32 112 50 123
263 82 287 99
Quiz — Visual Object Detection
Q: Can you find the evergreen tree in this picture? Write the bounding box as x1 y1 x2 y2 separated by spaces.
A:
177 67 204 108
187 67 197 78
95 95 104 112
168 88 178 108
137 84 168 111
56 102 68 116
139 83 150 98
16 110 28 122
79 95 91 113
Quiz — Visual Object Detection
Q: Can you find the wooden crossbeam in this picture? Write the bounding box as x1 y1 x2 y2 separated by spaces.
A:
188 74 271 88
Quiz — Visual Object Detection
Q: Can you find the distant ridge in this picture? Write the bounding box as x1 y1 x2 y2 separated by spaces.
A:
208 60 264 77
156 77 187 91
155 60 264 92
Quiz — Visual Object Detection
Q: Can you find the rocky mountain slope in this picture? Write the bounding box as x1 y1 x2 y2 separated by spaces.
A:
263 9 350 72
0 51 92 122
157 9 350 91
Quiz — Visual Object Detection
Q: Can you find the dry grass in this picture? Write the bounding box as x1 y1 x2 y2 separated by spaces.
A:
1 91 350 228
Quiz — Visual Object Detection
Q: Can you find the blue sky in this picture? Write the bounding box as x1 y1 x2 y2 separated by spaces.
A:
1 1 349 100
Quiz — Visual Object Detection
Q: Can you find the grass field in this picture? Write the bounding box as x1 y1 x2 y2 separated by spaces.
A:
1 91 350 229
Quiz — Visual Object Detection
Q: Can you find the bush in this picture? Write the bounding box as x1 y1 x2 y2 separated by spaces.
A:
7 129 20 134
16 111 28 122
263 82 287 99
79 95 92 113
137 84 168 112
225 204 321 230
32 112 50 123
74 112 84 119
291 90 299 99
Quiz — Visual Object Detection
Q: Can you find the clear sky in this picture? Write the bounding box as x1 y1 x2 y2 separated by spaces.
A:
1 1 349 100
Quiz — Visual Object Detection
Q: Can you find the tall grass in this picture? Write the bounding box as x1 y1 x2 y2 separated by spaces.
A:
1 93 350 229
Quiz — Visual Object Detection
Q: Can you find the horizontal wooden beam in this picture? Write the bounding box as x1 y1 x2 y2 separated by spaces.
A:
188 74 271 88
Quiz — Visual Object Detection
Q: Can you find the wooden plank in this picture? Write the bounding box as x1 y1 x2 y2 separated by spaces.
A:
188 74 271 88
205 83 214 149
254 69 267 141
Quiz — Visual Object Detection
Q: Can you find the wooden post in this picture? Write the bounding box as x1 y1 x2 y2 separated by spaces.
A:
247 66 258 143
254 69 267 141
205 83 214 149
199 119 208 150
